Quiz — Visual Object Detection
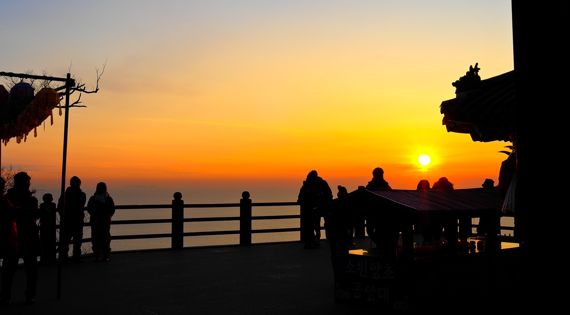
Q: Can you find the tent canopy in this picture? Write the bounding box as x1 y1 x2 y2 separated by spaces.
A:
351 187 503 217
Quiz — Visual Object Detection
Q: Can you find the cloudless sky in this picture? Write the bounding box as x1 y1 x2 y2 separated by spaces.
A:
1 0 513 203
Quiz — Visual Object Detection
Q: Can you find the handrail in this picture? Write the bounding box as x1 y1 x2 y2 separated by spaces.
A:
57 193 516 253
101 197 301 250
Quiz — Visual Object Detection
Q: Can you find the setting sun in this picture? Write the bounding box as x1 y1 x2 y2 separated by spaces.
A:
418 154 431 166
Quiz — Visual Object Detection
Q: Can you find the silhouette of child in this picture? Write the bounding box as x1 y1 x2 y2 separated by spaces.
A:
39 193 58 264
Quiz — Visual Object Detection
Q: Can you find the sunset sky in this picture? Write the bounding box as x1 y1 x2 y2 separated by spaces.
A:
1 0 514 203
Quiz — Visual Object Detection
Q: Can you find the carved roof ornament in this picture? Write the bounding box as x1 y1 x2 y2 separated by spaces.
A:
452 63 481 95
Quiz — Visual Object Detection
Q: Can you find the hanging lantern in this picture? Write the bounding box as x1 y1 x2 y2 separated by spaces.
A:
10 82 35 105
1 86 61 143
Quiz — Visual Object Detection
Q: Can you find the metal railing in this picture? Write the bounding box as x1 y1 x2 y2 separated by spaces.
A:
65 192 516 252
88 192 300 250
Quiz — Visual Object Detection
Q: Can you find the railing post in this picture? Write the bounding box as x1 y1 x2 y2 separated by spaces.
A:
240 191 252 246
172 192 184 249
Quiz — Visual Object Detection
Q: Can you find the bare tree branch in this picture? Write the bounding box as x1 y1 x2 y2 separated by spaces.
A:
69 93 85 107
56 61 106 107
74 62 106 94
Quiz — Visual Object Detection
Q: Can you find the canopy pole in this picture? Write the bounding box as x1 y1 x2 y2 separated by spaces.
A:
57 73 72 300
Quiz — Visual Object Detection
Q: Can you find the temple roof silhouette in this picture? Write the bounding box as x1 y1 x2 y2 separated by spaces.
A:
440 70 515 142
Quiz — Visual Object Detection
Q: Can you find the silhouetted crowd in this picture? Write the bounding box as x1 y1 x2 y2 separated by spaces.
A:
1 157 514 306
297 159 514 303
0 172 115 305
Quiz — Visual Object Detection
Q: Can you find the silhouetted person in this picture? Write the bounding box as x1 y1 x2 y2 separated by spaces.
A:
39 193 57 264
432 177 454 190
416 179 431 191
482 178 495 189
478 179 500 239
432 177 458 251
0 172 39 305
0 177 9 265
325 186 353 246
415 179 442 245
58 176 87 263
324 185 353 300
361 167 392 241
87 182 115 262
297 170 333 249
366 167 392 190
0 176 7 254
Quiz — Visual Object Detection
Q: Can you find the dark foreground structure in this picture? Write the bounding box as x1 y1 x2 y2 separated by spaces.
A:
2 241 521 315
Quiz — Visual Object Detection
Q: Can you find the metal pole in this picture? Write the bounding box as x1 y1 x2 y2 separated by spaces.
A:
57 73 72 300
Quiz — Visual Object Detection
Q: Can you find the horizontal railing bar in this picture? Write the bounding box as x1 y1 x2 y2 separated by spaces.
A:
185 217 241 222
185 203 240 208
63 215 300 226
252 202 299 207
116 205 171 210
253 215 299 220
112 201 298 210
112 219 171 225
112 233 172 240
183 230 240 237
253 227 300 234
108 216 300 224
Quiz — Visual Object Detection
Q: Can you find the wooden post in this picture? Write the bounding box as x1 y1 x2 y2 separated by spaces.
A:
172 192 184 249
240 191 252 246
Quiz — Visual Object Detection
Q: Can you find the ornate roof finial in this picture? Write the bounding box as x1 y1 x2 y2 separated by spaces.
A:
452 63 481 94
